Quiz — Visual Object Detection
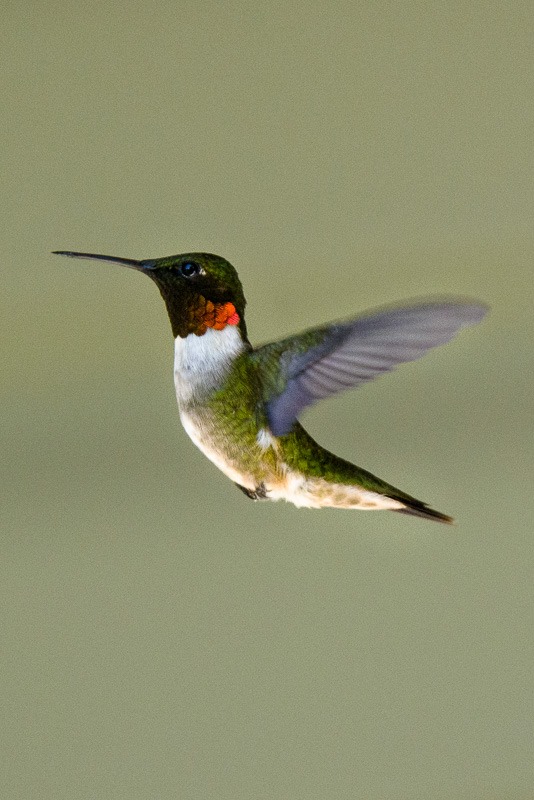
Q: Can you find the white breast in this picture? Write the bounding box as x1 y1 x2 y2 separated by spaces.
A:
174 325 245 405
173 325 254 486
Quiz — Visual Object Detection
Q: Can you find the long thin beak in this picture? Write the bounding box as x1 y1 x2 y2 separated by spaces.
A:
53 251 148 271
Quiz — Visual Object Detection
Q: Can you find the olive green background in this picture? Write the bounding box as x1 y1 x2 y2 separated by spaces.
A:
2 2 533 798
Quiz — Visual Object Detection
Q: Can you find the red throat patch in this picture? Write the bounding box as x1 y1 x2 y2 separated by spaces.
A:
191 297 240 335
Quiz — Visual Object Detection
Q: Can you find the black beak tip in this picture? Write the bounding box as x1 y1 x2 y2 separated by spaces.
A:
52 251 146 271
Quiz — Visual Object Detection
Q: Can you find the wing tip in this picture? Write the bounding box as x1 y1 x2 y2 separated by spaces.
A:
445 300 489 326
359 297 489 327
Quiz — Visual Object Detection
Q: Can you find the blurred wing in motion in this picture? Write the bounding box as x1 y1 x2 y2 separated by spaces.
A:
254 301 487 436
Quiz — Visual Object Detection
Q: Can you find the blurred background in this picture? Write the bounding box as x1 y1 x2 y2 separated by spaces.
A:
1 2 533 798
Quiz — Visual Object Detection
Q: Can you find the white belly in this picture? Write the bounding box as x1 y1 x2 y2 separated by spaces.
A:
174 327 255 487
179 409 257 488
179 410 403 511
173 329 405 512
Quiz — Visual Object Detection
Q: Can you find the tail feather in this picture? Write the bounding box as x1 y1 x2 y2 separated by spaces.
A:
393 503 454 525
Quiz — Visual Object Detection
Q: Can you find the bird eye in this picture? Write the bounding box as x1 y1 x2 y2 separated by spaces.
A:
180 260 200 278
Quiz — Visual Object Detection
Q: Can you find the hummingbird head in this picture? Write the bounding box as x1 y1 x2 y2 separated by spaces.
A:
54 251 248 340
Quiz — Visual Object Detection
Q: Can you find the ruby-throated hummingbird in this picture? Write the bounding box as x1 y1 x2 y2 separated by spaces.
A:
54 250 486 523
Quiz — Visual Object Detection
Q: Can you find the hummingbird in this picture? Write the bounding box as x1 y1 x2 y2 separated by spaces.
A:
54 250 486 523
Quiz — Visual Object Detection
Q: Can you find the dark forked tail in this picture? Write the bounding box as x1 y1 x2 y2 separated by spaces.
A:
393 503 454 524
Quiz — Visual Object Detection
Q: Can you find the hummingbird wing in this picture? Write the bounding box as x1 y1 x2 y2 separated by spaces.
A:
254 301 487 436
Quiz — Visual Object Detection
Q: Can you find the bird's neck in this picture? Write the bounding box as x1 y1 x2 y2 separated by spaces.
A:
155 283 247 340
